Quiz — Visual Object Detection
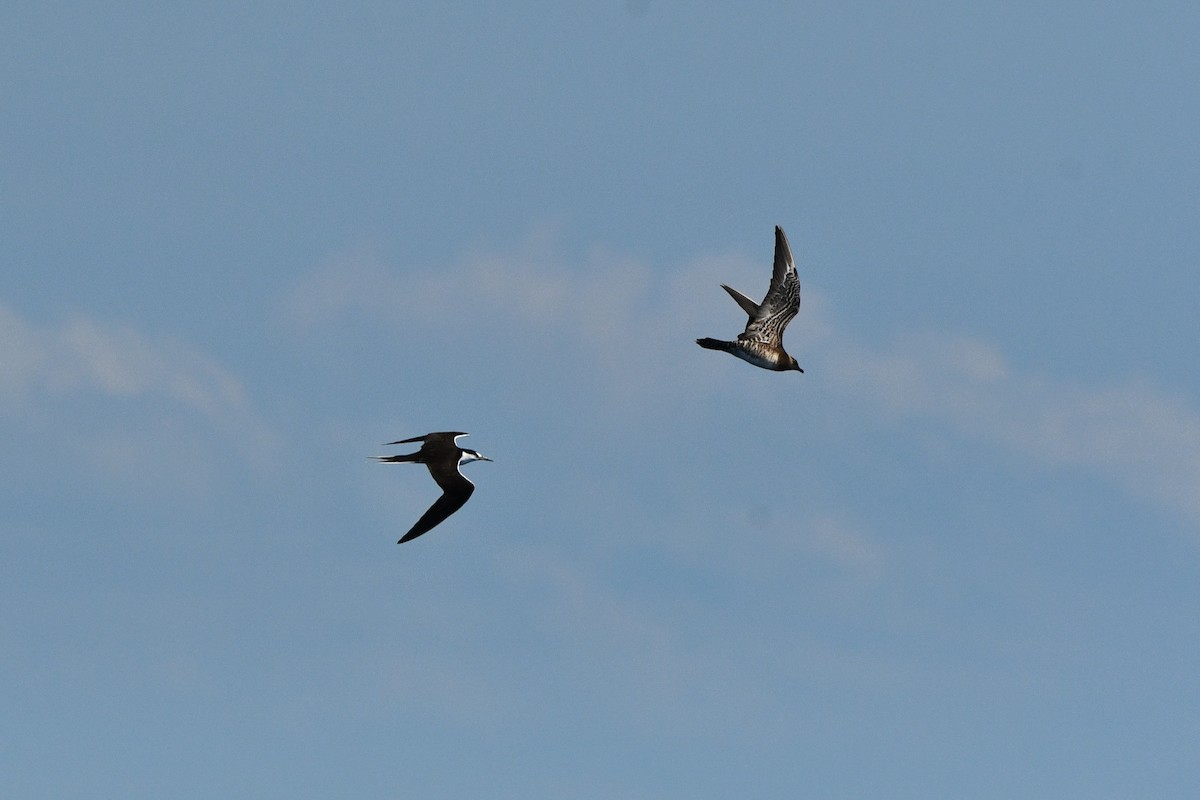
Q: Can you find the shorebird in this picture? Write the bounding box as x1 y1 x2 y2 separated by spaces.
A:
696 225 804 372
373 432 492 543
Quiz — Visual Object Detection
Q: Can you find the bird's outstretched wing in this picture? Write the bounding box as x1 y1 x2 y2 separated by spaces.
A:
738 226 800 346
721 284 761 321
384 431 468 447
399 472 475 543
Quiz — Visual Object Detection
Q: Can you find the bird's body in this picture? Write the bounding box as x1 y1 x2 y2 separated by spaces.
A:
374 432 491 543
696 226 804 373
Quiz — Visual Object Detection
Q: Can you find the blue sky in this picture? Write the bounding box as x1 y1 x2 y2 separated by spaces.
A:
3 2 1199 797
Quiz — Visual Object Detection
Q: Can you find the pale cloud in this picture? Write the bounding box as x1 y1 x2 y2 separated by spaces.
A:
829 333 1200 525
0 300 247 417
0 300 276 484
59 318 248 417
282 240 650 337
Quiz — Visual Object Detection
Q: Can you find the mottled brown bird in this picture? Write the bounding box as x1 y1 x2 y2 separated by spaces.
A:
697 226 804 372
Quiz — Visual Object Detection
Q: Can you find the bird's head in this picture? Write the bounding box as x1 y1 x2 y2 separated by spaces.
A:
787 356 804 373
460 449 493 465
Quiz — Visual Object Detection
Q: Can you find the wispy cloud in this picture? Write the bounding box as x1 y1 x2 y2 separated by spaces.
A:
829 333 1200 525
0 300 276 487
0 301 246 416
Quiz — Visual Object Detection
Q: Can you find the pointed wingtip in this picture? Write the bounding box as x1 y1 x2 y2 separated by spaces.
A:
773 225 794 271
398 529 425 544
720 283 761 318
385 434 433 446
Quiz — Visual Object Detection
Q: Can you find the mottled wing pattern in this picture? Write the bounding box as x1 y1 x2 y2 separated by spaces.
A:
738 226 800 346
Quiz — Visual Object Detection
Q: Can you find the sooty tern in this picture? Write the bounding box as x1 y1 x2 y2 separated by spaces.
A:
374 432 492 543
697 226 804 372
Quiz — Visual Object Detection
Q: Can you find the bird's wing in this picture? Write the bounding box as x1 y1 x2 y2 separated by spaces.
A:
739 226 800 345
384 431 468 446
398 481 475 543
721 284 761 321
385 434 428 445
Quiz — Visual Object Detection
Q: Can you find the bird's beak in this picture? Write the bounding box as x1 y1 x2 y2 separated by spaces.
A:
481 455 494 462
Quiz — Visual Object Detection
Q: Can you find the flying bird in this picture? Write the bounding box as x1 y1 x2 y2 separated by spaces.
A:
697 225 804 372
373 432 492 544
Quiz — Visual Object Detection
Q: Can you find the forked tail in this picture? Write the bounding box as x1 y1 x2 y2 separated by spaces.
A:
371 452 422 464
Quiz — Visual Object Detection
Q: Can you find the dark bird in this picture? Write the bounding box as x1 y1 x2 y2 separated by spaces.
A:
697 226 804 372
373 432 492 543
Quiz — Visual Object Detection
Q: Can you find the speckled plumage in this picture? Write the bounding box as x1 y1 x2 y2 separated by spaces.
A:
697 226 804 373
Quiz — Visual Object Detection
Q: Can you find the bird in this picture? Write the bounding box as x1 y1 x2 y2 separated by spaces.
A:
373 432 492 543
696 225 804 372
